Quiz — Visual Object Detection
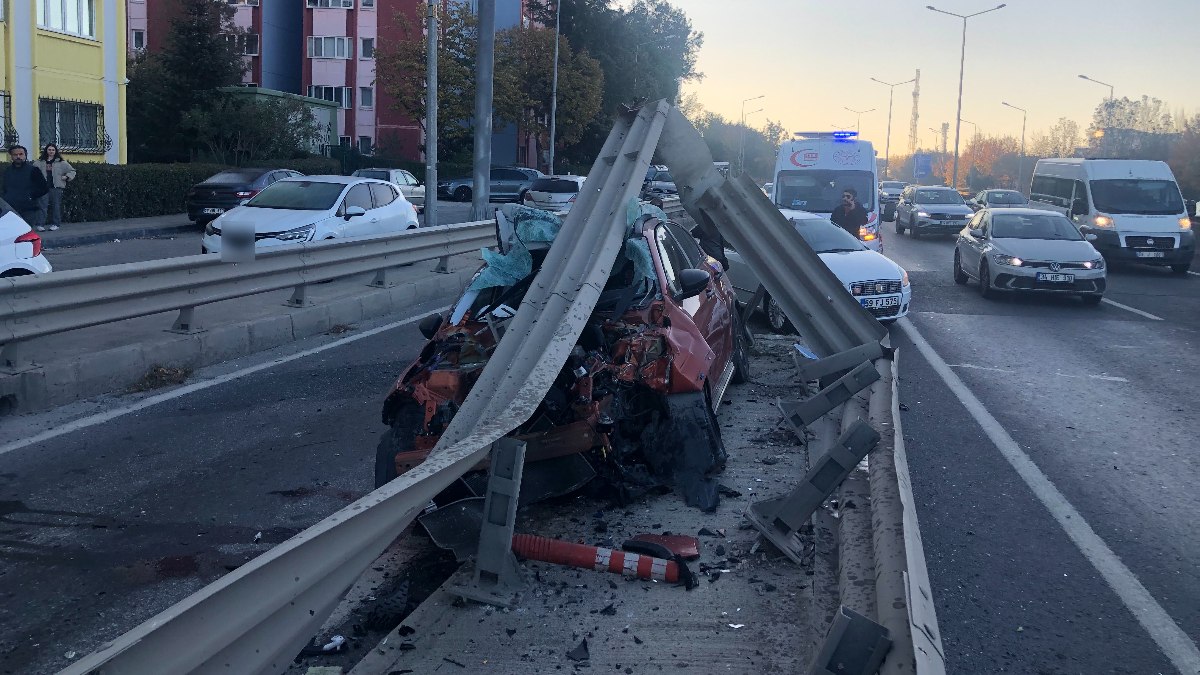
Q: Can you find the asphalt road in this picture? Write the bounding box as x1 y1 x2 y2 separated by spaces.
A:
880 221 1200 674
44 200 483 271
0 299 453 674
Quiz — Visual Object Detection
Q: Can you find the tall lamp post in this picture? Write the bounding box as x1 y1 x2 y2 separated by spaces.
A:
1001 101 1027 191
960 118 978 141
1078 74 1114 102
738 94 764 175
547 0 562 175
871 76 915 178
926 3 1007 190
844 106 875 134
1079 74 1114 156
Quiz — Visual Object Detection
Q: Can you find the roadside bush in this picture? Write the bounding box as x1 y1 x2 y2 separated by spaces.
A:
62 162 228 223
246 157 340 176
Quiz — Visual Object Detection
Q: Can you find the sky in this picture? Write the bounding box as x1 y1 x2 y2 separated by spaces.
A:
671 0 1200 156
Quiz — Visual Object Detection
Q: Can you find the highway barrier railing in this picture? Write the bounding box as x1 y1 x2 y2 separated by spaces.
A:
0 221 497 373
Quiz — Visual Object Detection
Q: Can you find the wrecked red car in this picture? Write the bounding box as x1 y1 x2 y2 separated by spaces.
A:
376 207 750 510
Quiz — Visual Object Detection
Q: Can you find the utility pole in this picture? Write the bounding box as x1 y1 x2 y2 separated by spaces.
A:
871 76 915 179
844 106 875 134
547 0 561 175
424 0 439 228
738 94 764 176
470 0 496 222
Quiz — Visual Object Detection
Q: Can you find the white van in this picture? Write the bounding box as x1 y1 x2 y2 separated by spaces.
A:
1029 159 1193 274
773 132 881 251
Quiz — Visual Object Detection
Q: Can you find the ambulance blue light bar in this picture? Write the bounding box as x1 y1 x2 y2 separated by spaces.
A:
792 131 860 140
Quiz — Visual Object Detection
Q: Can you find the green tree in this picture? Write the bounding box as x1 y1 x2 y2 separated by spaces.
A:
127 0 246 162
182 94 326 166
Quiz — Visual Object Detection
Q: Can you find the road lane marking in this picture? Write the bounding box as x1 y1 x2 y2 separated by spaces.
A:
949 363 1129 383
1101 298 1164 321
900 318 1200 673
0 308 449 458
1188 271 1199 277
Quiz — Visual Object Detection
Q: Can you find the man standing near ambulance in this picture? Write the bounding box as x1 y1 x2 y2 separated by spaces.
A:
830 187 868 237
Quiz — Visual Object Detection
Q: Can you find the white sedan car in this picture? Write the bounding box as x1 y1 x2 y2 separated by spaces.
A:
0 202 53 277
725 209 911 330
352 168 426 213
522 175 587 213
202 176 420 254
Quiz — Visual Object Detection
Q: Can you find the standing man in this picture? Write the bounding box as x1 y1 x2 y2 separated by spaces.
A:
830 187 867 238
3 145 49 227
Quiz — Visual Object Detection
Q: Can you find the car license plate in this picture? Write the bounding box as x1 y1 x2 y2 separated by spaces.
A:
1036 273 1074 282
1135 251 1165 258
203 207 225 215
861 295 901 309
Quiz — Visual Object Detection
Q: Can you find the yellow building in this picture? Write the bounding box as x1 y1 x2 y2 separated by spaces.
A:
0 1 128 164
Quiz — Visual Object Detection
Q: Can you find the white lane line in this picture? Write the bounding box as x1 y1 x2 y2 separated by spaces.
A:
949 363 1129 383
0 308 448 458
1102 298 1164 321
900 318 1200 674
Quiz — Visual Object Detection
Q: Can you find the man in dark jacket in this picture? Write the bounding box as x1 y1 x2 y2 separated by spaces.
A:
3 145 49 226
830 186 867 238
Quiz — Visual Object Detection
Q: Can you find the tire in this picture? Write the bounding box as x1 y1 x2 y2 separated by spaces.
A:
953 250 968 284
453 186 471 202
730 311 751 384
0 269 33 278
1081 294 1103 306
978 261 996 299
374 403 424 489
764 295 796 334
1170 262 1191 275
662 390 727 512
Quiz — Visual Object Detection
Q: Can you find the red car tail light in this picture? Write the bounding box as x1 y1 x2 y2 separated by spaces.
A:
15 230 42 257
235 189 259 199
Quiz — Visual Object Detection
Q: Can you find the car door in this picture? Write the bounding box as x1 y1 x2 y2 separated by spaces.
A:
370 181 414 232
961 210 989 272
340 183 376 237
660 222 733 372
897 187 912 224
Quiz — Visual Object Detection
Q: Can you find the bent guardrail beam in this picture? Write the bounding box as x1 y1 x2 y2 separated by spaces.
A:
60 100 670 675
0 222 497 371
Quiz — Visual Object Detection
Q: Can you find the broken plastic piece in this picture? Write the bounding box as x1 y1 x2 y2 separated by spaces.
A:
567 639 590 662
627 534 701 560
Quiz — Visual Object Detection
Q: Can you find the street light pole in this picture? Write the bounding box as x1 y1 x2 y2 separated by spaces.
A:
844 106 876 134
927 3 1007 190
470 0 496 222
871 76 915 178
547 0 562 175
1078 74 1115 156
1078 74 1114 102
739 94 764 175
960 118 978 142
1002 101 1027 191
424 0 439 228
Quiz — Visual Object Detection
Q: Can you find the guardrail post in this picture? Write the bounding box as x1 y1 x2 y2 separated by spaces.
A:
449 437 528 608
433 255 452 274
778 361 880 433
805 605 892 675
0 341 37 374
284 284 314 308
369 267 396 289
166 306 204 334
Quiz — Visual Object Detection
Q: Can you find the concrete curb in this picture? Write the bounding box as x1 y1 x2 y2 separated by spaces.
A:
0 265 476 414
41 220 196 250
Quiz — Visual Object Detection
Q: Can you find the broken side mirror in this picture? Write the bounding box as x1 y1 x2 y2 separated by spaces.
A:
677 268 711 301
418 313 444 339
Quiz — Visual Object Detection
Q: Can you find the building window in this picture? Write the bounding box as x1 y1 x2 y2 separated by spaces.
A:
224 33 260 56
362 0 375 7
132 29 146 51
36 0 96 39
359 87 374 108
0 93 17 147
308 86 352 110
38 99 110 154
359 136 373 154
307 0 354 8
339 136 352 147
227 0 260 5
360 38 375 59
307 36 352 59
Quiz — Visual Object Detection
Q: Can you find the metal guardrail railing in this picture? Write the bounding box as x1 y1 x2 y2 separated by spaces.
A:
60 100 671 675
0 222 497 372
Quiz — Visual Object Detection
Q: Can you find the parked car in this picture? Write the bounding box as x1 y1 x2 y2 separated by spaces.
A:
953 208 1106 304
878 180 906 221
186 168 304 225
894 185 974 237
968 189 1028 211
522 175 587 213
762 182 775 200
436 166 544 203
0 200 52 277
642 165 677 198
200 176 420 254
725 209 911 329
352 168 426 213
374 208 748 512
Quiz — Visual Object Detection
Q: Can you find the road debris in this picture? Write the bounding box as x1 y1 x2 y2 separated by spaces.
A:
566 638 590 662
626 534 701 559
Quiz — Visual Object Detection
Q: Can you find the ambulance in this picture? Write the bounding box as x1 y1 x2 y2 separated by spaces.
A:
773 132 881 251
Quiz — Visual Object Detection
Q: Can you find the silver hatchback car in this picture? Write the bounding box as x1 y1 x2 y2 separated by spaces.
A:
953 208 1107 304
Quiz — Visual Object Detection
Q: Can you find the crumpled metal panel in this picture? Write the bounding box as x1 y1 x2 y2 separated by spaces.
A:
61 101 671 675
654 107 886 357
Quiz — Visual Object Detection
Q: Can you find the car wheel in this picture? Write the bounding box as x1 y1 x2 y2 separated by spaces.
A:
730 312 751 384
765 295 796 334
0 269 33 278
453 186 471 202
953 250 968 284
978 261 996 299
1170 262 1191 275
661 389 727 511
1081 294 1103 306
374 403 424 489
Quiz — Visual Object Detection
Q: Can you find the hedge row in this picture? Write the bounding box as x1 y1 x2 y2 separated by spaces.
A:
61 157 344 224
